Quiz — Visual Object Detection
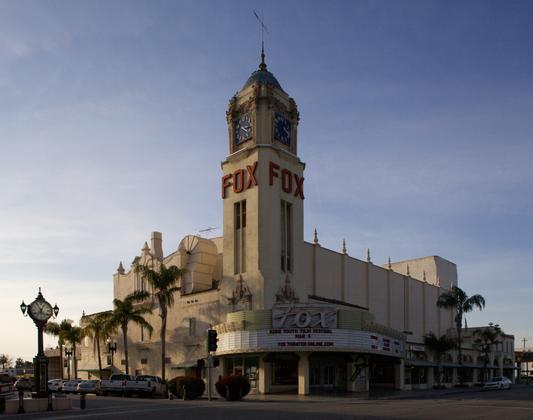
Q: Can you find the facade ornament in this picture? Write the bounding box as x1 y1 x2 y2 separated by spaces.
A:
117 261 125 275
226 275 252 306
276 274 299 304
423 270 427 282
366 248 371 263
388 257 392 270
313 228 319 245
142 242 150 253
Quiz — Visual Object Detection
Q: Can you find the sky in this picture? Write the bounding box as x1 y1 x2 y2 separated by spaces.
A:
1 0 532 361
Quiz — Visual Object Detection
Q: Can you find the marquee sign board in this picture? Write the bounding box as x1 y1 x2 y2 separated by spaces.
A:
272 305 337 329
215 328 404 355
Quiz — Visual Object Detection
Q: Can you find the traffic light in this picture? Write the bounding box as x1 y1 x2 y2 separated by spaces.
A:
207 329 218 352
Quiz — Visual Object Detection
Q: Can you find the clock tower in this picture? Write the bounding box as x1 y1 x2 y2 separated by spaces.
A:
221 51 306 310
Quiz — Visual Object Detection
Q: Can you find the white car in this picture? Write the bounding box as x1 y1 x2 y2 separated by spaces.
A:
483 376 512 390
77 380 101 395
63 379 83 393
47 379 63 392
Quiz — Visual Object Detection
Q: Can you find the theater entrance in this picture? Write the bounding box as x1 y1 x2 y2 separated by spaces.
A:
309 353 348 393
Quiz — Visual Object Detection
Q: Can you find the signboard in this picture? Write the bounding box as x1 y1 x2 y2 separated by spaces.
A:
216 328 404 355
272 305 337 329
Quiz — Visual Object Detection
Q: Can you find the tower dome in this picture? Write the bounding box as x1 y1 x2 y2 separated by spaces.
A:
242 48 285 92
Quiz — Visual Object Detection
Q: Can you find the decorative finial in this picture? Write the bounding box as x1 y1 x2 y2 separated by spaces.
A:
366 248 371 263
423 270 427 282
388 257 392 270
117 261 125 275
142 242 150 253
406 264 410 276
82 310 86 317
259 44 266 71
342 239 347 254
313 228 319 244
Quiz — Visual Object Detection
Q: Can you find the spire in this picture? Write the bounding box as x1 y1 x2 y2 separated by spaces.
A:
313 228 319 245
388 257 392 270
366 248 371 263
142 242 150 253
117 261 125 275
406 264 410 276
423 270 427 282
259 43 267 71
342 239 347 255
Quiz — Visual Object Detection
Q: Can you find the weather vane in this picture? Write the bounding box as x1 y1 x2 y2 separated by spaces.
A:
253 10 268 70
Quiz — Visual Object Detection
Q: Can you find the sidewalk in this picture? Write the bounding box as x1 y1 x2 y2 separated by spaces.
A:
242 383 529 403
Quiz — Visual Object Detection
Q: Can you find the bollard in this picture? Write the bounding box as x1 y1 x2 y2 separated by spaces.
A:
80 393 86 410
47 391 53 411
182 384 187 401
18 390 24 414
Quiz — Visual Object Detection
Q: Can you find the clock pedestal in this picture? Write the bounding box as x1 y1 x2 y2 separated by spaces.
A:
32 355 49 398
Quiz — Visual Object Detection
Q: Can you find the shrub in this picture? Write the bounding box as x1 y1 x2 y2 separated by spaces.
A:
215 375 251 401
167 376 205 400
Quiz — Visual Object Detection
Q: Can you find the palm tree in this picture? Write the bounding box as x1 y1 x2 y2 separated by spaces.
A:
45 319 74 379
109 292 153 375
437 285 485 385
62 325 84 379
474 323 502 384
424 332 456 388
136 263 185 381
82 312 113 380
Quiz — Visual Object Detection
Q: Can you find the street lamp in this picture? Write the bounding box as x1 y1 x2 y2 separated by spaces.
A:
107 340 117 368
64 348 73 381
20 288 59 398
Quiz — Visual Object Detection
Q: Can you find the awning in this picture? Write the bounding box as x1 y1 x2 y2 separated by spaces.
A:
78 365 118 373
170 360 198 369
441 363 462 368
405 360 437 367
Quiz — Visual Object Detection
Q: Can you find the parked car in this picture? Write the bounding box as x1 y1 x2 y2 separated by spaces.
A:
63 379 83 393
48 379 64 392
100 374 165 397
483 376 512 390
14 378 33 391
77 380 101 395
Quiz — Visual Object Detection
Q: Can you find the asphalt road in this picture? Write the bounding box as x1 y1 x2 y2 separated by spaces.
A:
5 386 533 419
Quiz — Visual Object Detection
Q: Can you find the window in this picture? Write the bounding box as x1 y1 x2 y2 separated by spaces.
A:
234 200 246 274
188 318 196 336
141 358 147 365
280 200 292 272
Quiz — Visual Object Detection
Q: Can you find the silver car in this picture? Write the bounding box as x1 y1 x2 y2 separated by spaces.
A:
77 380 101 395
47 379 63 392
483 376 512 390
63 379 83 393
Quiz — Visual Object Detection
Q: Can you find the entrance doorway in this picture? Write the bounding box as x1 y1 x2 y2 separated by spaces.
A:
309 353 347 393
368 355 397 390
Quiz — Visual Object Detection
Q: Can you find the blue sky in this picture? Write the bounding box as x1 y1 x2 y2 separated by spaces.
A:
1 0 532 360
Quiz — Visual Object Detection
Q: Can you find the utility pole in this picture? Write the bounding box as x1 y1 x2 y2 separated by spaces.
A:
523 338 529 381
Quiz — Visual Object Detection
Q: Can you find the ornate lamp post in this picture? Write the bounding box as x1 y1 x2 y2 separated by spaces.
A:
20 288 59 398
107 340 117 368
64 348 73 381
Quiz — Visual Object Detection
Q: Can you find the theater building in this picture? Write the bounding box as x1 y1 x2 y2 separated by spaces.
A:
77 54 514 394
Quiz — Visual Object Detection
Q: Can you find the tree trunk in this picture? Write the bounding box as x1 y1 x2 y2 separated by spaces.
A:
161 309 167 381
457 323 463 385
96 334 103 380
122 323 129 375
73 344 78 379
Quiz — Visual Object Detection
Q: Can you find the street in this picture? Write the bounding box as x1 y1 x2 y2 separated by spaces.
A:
4 386 533 419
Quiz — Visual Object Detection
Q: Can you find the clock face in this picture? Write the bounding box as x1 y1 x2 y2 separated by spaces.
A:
274 113 291 146
234 113 252 145
29 299 53 322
